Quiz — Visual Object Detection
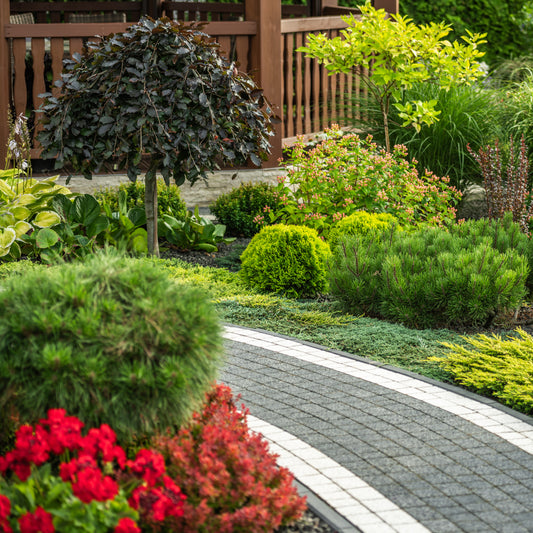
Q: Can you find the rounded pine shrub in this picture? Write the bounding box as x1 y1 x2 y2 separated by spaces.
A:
209 182 282 237
0 252 223 444
240 224 331 298
95 179 187 220
327 211 400 248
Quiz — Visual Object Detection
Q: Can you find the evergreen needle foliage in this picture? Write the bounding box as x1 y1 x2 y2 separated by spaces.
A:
434 328 533 414
0 252 223 444
329 215 530 329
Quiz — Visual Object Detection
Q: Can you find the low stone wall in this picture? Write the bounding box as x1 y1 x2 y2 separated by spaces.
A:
45 167 286 208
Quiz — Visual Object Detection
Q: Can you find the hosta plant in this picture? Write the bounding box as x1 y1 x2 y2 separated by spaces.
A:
0 176 69 260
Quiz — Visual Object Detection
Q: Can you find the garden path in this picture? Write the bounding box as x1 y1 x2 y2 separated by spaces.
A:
220 325 533 533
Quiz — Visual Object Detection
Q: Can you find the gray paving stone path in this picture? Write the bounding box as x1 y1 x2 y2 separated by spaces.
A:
220 325 533 533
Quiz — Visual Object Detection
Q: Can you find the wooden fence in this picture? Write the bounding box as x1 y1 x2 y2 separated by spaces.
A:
1 0 399 168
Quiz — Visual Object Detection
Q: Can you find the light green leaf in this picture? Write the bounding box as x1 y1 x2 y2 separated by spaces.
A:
0 227 16 249
13 220 32 238
11 205 31 220
34 210 61 228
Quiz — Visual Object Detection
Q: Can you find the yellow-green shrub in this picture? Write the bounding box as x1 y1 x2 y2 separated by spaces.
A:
433 328 533 413
240 224 331 298
327 211 400 248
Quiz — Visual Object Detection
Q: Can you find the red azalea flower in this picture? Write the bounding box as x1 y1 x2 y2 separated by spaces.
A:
127 450 165 487
0 495 12 533
114 517 140 533
18 507 54 533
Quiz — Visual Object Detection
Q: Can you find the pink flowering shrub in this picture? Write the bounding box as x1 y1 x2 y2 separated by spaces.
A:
153 384 307 533
263 125 461 235
0 409 185 533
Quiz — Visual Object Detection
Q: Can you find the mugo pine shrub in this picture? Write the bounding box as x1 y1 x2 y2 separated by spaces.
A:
329 218 529 328
210 182 282 237
240 224 331 298
327 211 400 248
0 252 223 444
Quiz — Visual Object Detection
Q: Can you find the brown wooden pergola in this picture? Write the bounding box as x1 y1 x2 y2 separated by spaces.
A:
1 0 399 167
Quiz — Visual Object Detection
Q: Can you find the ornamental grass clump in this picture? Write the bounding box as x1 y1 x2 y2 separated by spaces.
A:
153 384 306 532
0 252 223 445
329 217 529 329
432 328 533 414
240 224 331 298
269 125 461 237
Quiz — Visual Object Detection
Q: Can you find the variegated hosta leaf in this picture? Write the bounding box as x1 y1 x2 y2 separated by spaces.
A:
0 227 16 250
16 193 37 206
33 210 61 228
11 205 31 221
13 220 32 238
0 179 15 200
0 212 16 227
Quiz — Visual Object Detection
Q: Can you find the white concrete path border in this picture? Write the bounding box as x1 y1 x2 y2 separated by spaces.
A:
223 326 533 456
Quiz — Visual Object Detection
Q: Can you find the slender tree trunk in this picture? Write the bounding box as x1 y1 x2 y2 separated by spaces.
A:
381 99 391 153
145 170 159 257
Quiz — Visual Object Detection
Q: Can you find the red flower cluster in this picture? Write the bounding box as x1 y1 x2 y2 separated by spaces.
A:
18 507 54 533
0 409 186 533
60 455 118 503
153 384 306 533
127 450 186 527
0 495 11 533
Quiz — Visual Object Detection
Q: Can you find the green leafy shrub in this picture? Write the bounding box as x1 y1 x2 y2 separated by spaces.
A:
0 252 223 444
158 206 235 252
432 328 533 414
96 180 188 221
330 218 529 328
210 182 282 237
327 211 400 248
269 125 461 236
240 224 331 298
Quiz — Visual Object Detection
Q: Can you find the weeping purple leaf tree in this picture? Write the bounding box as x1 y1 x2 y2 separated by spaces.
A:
38 17 276 256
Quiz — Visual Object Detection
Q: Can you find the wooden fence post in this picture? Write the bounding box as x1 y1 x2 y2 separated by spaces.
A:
0 1 10 165
373 0 399 15
245 0 282 167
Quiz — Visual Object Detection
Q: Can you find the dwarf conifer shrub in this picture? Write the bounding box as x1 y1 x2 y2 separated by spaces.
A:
330 222 529 328
209 182 282 237
153 384 306 532
240 224 331 298
327 211 400 248
0 253 223 443
433 328 533 414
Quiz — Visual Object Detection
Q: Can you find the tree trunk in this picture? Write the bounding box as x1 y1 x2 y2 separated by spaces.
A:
145 171 159 257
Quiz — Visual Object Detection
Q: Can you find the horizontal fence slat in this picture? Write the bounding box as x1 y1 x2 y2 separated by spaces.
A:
281 15 352 33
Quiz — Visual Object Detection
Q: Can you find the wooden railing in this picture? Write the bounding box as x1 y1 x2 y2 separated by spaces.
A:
5 20 256 159
1 1 399 167
10 1 144 23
